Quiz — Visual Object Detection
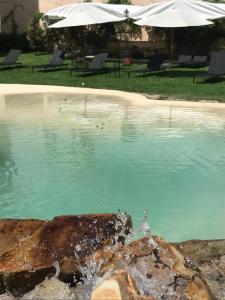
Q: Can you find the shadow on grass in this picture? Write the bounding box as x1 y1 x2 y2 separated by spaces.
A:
161 70 225 84
70 70 114 77
161 69 206 78
0 65 27 71
123 68 209 78
34 67 68 73
195 76 225 84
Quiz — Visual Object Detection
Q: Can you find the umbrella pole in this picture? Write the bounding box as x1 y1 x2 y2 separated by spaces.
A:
83 26 86 58
169 28 175 76
170 28 174 62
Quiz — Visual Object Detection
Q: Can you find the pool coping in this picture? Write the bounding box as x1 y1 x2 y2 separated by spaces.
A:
1 84 225 109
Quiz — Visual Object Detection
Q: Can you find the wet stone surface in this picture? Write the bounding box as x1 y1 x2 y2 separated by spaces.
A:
0 214 224 300
91 236 212 300
0 214 131 296
174 240 225 300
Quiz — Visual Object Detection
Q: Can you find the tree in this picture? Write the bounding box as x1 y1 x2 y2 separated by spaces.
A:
26 13 66 52
26 13 45 51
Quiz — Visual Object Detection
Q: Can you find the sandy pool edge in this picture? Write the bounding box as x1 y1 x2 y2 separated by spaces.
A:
1 84 225 109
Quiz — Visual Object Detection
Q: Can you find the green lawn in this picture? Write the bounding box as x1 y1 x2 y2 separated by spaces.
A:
0 52 225 102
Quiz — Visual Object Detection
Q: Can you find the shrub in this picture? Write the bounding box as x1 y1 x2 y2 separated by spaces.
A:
0 33 30 52
26 12 45 51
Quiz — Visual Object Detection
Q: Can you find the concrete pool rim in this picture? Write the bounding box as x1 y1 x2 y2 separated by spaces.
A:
1 84 225 109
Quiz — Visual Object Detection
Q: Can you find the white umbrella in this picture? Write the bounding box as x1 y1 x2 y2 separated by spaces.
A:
48 6 124 28
132 0 225 60
132 0 225 22
135 8 213 27
45 3 142 27
45 3 142 57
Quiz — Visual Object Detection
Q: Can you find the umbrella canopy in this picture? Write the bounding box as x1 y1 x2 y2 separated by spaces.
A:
132 0 225 27
131 0 225 19
131 0 225 61
135 7 213 27
45 3 142 28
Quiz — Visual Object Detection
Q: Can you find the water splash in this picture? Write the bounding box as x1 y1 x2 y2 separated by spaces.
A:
74 210 162 298
115 210 130 243
123 210 159 250
73 250 104 300
0 212 164 300
53 261 60 279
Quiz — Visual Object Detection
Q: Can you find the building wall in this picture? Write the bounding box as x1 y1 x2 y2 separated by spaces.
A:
38 0 90 15
0 0 39 34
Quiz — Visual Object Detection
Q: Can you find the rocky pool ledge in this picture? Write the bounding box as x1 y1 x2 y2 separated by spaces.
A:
0 214 224 300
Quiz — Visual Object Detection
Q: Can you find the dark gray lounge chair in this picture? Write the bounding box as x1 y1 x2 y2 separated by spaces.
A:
174 55 208 68
32 49 67 72
69 53 108 76
191 55 208 67
0 49 22 69
128 53 164 77
173 55 192 67
193 51 225 83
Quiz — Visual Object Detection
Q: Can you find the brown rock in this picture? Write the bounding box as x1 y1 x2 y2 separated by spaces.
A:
173 240 225 263
174 239 225 300
186 277 213 300
218 255 225 271
0 294 14 300
20 278 77 300
91 270 155 300
0 215 219 300
0 214 132 296
93 237 212 299
0 219 44 257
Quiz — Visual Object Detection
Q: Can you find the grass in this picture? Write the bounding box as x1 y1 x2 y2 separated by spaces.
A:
1 52 225 102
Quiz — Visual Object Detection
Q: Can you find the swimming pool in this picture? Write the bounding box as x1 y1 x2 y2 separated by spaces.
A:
1 91 225 241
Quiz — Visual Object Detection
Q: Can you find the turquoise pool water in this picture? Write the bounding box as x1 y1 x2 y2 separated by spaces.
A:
0 93 225 241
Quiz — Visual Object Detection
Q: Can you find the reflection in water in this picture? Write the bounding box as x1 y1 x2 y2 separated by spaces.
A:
42 126 96 166
0 124 17 208
4 93 46 114
1 93 225 241
120 106 139 143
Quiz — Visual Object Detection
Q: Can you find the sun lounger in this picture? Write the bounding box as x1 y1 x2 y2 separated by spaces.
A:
174 54 208 68
128 53 164 77
193 51 225 83
173 55 192 67
69 53 108 76
191 55 208 67
0 49 22 69
32 49 67 71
